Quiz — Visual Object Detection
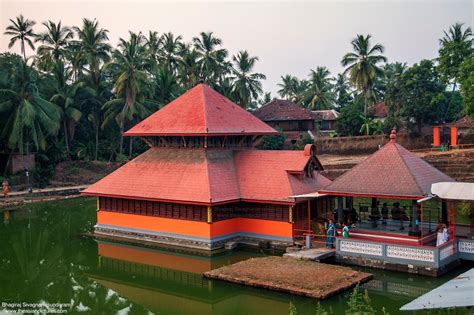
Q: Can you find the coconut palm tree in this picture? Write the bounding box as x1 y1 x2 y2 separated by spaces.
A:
178 46 202 89
160 32 184 73
341 34 387 115
49 61 82 158
35 20 73 65
103 32 154 156
193 32 228 83
231 50 266 109
152 65 183 106
71 18 111 160
144 30 162 67
277 75 309 105
72 18 111 84
439 23 472 121
334 73 353 109
304 67 336 110
0 59 61 154
4 15 36 61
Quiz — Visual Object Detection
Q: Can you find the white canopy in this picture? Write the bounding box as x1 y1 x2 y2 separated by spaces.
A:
400 268 474 311
431 182 474 201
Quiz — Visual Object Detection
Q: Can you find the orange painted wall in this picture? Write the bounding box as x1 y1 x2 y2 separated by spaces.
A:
98 242 212 273
451 126 458 146
433 127 440 146
211 218 293 238
98 211 293 240
97 211 211 238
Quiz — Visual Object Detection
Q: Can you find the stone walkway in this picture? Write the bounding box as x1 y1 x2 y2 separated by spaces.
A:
283 248 335 261
1 185 88 206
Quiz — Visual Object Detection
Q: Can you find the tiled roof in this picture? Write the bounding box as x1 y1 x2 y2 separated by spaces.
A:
252 99 314 121
82 147 331 204
456 116 472 129
319 130 454 199
124 84 277 136
369 102 388 118
311 110 339 121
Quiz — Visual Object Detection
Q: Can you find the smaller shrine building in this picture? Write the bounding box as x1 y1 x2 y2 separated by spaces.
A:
319 129 474 276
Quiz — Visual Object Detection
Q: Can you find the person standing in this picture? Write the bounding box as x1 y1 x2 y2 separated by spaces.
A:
342 223 349 238
326 219 336 249
2 179 9 198
436 220 448 246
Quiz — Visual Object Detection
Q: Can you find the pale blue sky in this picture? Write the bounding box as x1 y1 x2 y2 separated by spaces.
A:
1 0 472 95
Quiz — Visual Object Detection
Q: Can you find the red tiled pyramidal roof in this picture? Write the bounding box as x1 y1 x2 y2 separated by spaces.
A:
319 129 454 199
124 84 278 136
82 147 331 204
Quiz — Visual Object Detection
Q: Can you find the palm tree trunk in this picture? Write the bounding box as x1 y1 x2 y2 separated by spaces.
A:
129 138 133 159
363 88 368 116
94 128 99 161
442 81 457 122
21 40 26 61
119 126 124 156
63 120 71 160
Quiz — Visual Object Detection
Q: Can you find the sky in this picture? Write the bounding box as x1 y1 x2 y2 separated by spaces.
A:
0 0 472 95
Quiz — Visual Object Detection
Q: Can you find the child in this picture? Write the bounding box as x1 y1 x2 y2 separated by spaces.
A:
342 223 349 238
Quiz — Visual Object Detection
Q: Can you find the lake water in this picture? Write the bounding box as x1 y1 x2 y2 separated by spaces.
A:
0 197 471 314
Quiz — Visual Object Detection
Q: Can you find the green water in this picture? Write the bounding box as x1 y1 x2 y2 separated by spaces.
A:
0 197 471 315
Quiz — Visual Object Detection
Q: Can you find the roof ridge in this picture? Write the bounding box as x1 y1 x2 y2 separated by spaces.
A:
323 143 387 187
396 143 454 194
201 85 209 133
392 142 424 196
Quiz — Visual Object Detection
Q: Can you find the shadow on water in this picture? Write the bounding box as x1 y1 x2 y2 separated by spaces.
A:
0 197 472 314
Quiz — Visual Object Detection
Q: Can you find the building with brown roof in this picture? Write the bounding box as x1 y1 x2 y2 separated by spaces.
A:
252 99 316 145
369 101 388 122
311 109 339 135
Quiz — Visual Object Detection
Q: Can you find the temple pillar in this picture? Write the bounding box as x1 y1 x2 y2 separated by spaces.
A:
337 197 344 225
442 200 448 224
409 200 421 236
371 198 378 227
289 205 294 223
207 206 212 223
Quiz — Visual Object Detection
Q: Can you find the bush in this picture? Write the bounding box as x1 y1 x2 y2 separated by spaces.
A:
258 131 286 150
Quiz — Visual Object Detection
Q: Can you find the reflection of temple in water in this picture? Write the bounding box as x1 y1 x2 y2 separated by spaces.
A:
89 241 461 314
89 242 300 315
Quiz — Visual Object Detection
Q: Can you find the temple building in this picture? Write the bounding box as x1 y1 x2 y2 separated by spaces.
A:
82 84 332 251
319 129 469 276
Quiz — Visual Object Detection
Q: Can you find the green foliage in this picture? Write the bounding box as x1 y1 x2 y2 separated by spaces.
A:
302 132 314 145
277 68 335 110
438 23 472 85
341 34 387 114
336 100 365 136
0 56 62 153
315 302 331 315
459 55 474 119
346 285 376 315
289 302 298 315
258 130 286 150
232 50 266 109
385 59 447 133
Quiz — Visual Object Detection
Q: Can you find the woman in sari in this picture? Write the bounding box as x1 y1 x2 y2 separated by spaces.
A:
326 219 336 248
